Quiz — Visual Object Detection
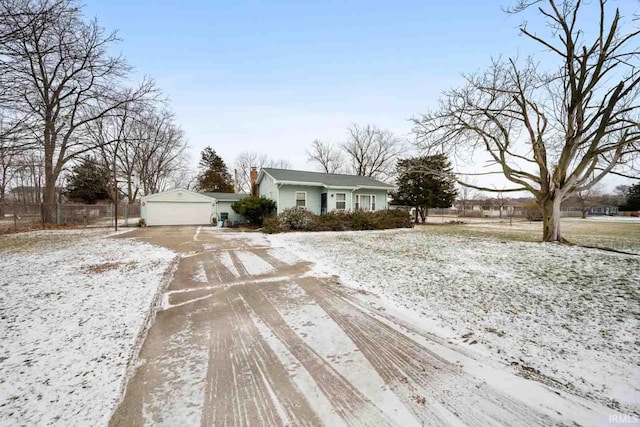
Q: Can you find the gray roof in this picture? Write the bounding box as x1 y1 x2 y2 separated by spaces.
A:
261 168 394 188
201 192 249 201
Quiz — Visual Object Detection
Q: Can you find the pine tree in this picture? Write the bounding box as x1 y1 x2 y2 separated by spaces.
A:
393 154 457 222
65 157 110 204
622 184 640 211
196 147 234 192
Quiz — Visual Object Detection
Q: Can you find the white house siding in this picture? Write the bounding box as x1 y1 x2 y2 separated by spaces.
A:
258 174 278 206
258 173 390 214
277 185 323 215
215 200 246 224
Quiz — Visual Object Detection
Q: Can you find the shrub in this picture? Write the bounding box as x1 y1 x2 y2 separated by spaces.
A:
312 211 352 231
524 201 543 221
263 209 412 233
351 210 377 230
278 207 315 230
261 217 282 234
231 196 276 226
377 209 412 229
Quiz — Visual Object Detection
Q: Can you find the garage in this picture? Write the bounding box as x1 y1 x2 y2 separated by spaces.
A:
141 189 215 226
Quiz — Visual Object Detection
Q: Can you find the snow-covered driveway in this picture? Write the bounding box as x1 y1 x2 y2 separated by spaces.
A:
0 229 177 426
110 227 622 426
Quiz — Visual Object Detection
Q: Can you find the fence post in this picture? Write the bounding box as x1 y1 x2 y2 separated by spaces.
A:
56 203 61 226
14 210 17 232
124 203 128 227
84 207 88 228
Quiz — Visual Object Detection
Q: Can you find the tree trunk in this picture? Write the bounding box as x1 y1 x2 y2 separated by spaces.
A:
541 197 565 242
42 178 57 224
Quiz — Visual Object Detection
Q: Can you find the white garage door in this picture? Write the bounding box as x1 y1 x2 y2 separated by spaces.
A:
145 201 213 226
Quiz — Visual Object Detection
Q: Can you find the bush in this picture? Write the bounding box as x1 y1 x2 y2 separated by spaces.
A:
263 209 412 233
278 207 315 230
312 211 353 231
262 217 283 234
231 196 276 226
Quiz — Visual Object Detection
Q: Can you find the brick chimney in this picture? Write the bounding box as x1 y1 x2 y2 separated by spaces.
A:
250 167 258 196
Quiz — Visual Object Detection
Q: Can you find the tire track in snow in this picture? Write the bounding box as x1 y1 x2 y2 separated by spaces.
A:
298 278 554 427
237 285 397 426
201 288 321 426
229 251 250 278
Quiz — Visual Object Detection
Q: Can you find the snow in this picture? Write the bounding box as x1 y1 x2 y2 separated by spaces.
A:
0 229 177 426
235 251 276 276
268 229 640 415
267 247 302 265
219 251 241 278
585 216 640 223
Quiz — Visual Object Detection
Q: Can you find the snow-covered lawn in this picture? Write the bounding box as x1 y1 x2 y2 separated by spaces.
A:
269 229 640 415
0 229 177 425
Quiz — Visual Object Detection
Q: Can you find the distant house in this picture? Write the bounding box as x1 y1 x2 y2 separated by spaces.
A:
6 186 64 204
588 205 619 216
457 198 532 218
255 168 394 215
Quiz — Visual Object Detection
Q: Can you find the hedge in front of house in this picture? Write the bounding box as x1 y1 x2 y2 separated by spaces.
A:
262 208 412 233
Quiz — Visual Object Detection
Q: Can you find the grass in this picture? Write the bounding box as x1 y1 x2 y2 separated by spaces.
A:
0 229 105 253
418 217 640 254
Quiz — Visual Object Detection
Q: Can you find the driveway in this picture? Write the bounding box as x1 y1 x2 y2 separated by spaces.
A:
110 226 613 426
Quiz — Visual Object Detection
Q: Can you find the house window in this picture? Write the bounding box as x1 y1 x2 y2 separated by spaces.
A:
356 194 375 211
295 192 306 208
220 212 229 221
336 193 346 210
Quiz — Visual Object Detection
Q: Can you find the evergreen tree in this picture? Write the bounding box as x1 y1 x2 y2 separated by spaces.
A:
196 147 234 192
622 183 640 211
65 157 110 204
392 154 457 222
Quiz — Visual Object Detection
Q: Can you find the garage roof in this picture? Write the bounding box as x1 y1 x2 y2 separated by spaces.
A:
201 192 249 201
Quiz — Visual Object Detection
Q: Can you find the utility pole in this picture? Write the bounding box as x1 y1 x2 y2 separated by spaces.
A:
113 151 118 232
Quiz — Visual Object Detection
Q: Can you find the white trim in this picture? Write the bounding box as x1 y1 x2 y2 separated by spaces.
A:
355 194 376 211
295 191 307 208
141 188 216 203
335 192 347 210
278 180 325 187
256 169 277 186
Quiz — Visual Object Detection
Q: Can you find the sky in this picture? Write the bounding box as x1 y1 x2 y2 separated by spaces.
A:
82 0 637 193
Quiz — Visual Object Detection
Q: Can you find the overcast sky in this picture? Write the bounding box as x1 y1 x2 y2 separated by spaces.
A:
83 0 636 193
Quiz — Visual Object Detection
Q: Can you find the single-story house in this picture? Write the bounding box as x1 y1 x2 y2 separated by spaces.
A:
256 168 394 215
140 189 248 226
588 205 619 216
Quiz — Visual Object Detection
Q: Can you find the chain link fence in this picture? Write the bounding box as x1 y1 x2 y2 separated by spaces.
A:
0 203 140 234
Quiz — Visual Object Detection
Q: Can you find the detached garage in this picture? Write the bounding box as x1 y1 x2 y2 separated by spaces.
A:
141 189 216 226
140 189 250 226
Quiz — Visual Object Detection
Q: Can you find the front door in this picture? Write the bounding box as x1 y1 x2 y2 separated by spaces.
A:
321 193 327 215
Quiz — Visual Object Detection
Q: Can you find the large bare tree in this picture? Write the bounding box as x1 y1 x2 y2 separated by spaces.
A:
0 0 154 221
307 139 344 173
412 0 639 242
233 151 291 193
343 124 403 180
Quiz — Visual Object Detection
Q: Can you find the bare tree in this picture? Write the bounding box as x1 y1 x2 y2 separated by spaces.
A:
307 139 343 173
234 151 269 193
457 184 476 217
0 0 155 221
566 186 605 219
233 151 292 193
343 124 403 180
412 0 639 242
